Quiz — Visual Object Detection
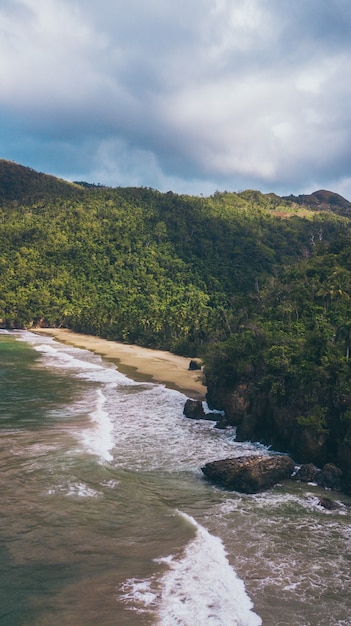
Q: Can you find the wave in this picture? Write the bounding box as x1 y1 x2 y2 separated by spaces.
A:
14 332 263 471
156 511 262 625
121 511 262 625
18 331 134 386
82 388 114 462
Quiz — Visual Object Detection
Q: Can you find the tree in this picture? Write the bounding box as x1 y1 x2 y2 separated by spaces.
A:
335 323 351 361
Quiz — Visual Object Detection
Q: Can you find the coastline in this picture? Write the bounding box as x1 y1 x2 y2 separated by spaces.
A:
33 328 206 399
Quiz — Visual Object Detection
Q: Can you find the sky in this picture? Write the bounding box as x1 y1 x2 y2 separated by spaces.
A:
1 0 351 198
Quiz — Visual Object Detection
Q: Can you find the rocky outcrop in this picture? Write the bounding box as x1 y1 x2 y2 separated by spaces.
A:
201 454 295 493
206 383 251 426
293 462 344 491
318 497 339 511
315 463 343 491
205 380 351 493
188 360 202 371
183 400 226 424
183 399 206 419
293 463 319 483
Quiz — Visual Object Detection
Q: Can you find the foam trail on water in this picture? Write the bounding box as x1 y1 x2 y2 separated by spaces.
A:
156 512 262 625
18 332 118 462
82 388 114 462
18 331 134 386
121 511 262 624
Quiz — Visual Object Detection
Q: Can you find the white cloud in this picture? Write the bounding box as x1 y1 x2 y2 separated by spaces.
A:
1 0 351 197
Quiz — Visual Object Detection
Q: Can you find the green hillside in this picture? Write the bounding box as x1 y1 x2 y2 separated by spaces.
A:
1 160 351 488
0 160 82 204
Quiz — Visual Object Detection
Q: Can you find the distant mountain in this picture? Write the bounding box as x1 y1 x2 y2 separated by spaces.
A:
283 189 351 217
0 160 81 205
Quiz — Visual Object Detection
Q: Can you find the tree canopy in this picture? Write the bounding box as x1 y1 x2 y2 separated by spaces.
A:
1 160 351 483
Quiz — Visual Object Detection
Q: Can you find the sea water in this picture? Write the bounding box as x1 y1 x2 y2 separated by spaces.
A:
0 330 350 625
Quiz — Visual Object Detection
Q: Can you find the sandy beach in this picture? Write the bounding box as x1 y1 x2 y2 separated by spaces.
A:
33 328 206 399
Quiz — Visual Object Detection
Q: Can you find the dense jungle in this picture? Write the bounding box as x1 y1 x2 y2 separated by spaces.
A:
1 159 351 489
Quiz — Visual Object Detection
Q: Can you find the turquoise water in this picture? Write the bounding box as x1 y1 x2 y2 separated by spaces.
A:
1 331 351 625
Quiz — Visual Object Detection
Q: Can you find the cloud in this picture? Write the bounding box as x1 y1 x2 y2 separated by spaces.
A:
1 0 351 197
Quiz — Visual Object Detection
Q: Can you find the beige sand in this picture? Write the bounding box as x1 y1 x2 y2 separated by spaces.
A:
33 328 206 399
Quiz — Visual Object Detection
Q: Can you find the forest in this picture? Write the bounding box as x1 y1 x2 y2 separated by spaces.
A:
1 159 351 488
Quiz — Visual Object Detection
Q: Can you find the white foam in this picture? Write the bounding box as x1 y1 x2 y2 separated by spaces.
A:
156 512 262 626
18 331 133 386
82 389 114 462
17 332 261 471
106 384 261 472
121 512 262 625
16 332 130 463
101 479 120 488
120 578 159 614
48 481 101 497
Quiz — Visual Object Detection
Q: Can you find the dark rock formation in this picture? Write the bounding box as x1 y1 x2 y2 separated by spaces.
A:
214 418 230 429
291 427 329 467
315 463 343 491
183 399 205 419
183 400 224 424
205 380 348 487
236 415 258 441
293 463 320 483
336 443 351 495
206 383 250 426
204 364 351 495
201 454 295 493
318 497 339 510
188 360 201 371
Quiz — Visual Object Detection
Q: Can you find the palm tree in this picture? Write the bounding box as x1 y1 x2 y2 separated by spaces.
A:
335 323 351 361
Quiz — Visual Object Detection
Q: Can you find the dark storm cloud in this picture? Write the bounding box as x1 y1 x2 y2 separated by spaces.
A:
1 0 351 197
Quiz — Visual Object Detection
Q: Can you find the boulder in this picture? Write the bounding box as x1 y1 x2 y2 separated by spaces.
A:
214 418 230 430
183 400 227 425
183 399 205 419
293 463 319 483
315 463 343 491
318 497 339 510
201 454 295 493
188 360 201 371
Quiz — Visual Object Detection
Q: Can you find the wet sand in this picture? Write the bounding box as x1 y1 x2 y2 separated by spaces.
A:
33 329 206 399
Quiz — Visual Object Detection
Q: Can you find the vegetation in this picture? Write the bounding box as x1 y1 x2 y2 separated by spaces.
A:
1 160 351 485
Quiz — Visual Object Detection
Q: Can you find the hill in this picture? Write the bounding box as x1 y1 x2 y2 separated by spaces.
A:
0 160 82 204
283 189 351 217
1 161 351 489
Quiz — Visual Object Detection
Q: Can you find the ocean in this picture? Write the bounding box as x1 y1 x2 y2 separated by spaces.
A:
0 330 350 625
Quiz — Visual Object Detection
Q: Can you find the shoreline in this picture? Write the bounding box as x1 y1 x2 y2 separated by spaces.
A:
33 328 206 400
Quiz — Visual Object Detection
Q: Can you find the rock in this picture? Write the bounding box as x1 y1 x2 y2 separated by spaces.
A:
205 383 251 427
183 399 205 419
293 463 319 483
202 411 223 422
214 418 229 429
236 415 258 441
318 497 339 510
291 427 329 467
201 454 295 494
183 400 225 423
188 360 201 371
315 463 343 491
